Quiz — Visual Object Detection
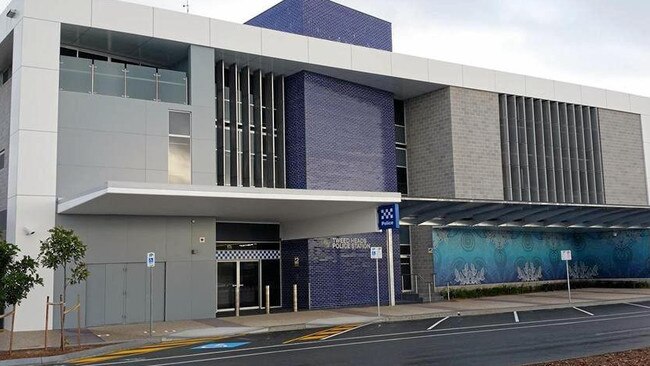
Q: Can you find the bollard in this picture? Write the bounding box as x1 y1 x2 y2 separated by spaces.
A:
428 283 432 303
235 285 240 317
293 284 298 312
447 283 451 301
265 285 270 315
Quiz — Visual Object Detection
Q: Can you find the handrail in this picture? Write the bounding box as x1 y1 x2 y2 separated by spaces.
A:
401 273 437 302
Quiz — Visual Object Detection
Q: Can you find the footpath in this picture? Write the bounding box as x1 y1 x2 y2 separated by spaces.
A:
2 287 650 364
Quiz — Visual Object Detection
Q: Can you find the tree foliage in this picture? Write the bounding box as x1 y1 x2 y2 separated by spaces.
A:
0 240 43 309
39 227 89 303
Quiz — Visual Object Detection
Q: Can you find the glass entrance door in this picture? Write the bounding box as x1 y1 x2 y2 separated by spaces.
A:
217 262 237 311
239 261 260 308
216 261 261 312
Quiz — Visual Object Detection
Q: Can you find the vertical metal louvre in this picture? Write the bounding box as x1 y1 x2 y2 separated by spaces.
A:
216 61 226 186
499 94 604 204
240 67 251 187
229 64 240 187
215 61 285 188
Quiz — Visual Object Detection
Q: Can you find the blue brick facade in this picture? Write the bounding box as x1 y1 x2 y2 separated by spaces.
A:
246 0 392 51
282 232 401 309
254 0 399 310
285 71 397 192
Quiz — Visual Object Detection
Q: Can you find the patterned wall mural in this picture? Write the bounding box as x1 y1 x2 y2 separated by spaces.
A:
433 229 650 287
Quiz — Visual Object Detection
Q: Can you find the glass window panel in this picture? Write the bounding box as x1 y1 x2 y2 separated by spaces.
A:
400 245 411 255
399 227 410 244
395 125 406 144
126 64 156 101
168 136 191 184
59 56 92 93
159 69 187 104
93 60 125 97
396 148 407 167
169 111 191 136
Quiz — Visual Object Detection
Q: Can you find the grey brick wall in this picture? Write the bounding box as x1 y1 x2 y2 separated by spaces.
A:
599 109 648 205
405 86 503 200
450 87 503 200
405 88 454 197
410 225 433 295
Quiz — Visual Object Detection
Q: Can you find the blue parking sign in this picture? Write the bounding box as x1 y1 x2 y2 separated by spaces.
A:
378 204 400 230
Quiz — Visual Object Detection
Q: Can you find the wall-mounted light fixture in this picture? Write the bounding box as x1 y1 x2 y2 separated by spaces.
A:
6 9 17 18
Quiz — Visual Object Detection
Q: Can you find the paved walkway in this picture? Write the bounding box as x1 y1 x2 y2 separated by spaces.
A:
3 287 650 351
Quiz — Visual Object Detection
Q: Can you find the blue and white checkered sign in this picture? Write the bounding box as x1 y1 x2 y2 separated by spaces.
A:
377 204 400 230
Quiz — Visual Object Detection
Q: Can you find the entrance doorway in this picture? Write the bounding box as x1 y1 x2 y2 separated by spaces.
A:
216 259 281 313
216 261 260 311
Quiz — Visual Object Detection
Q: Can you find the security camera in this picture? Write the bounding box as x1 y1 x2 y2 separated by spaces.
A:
23 226 35 236
6 9 17 18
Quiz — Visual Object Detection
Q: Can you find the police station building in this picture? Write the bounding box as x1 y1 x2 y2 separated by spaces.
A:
3 0 650 331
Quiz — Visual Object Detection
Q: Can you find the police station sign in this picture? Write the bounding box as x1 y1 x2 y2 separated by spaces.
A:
314 237 371 250
378 204 400 230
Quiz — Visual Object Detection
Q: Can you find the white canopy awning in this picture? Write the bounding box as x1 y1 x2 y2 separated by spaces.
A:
57 181 401 240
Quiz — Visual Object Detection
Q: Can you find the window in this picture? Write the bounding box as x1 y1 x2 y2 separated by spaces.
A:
168 111 191 184
0 150 5 170
399 226 412 292
395 100 408 195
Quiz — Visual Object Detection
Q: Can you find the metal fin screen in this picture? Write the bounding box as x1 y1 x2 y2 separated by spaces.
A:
499 95 605 204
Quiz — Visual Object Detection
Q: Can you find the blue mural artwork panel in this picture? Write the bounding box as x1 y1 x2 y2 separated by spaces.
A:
433 229 650 287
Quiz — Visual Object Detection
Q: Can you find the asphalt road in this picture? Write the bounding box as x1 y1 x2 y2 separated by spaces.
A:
64 301 650 366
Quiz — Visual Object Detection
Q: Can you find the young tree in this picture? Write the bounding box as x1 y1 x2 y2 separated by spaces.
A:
38 227 89 305
0 240 43 353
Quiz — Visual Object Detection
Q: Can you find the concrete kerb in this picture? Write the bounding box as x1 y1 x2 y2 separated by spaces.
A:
1 339 160 366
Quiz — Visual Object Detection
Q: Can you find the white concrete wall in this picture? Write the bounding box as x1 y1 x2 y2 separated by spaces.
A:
12 0 650 116
6 17 59 331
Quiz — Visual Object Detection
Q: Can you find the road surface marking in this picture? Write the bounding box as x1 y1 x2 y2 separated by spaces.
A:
513 311 519 323
71 337 226 365
625 302 650 310
572 306 594 316
86 311 650 366
127 312 650 365
284 324 360 344
596 326 650 336
427 316 450 330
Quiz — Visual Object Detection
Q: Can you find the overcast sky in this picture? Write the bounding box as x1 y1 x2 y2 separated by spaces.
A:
11 0 650 96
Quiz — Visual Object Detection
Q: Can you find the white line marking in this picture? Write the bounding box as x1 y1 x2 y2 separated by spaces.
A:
427 316 450 330
625 302 650 310
321 323 371 340
87 311 650 366
573 306 594 316
138 312 650 366
513 311 519 323
596 326 650 336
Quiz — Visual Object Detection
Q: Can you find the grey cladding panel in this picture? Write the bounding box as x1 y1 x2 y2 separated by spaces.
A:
85 264 106 327
165 261 192 321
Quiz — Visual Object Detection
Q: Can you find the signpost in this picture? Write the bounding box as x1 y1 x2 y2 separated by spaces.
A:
146 252 155 337
561 250 572 303
378 204 399 307
371 247 383 317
